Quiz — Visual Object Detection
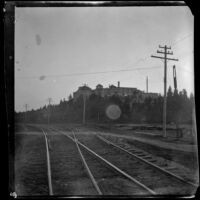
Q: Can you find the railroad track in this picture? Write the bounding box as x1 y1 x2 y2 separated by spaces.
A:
95 133 198 187
47 127 157 195
42 130 53 195
16 125 197 196
41 128 97 195
56 128 197 195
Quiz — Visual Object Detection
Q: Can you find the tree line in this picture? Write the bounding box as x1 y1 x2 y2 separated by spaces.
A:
15 86 195 125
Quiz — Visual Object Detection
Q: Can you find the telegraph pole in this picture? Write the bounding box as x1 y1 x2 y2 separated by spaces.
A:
83 95 86 125
173 65 177 92
47 98 52 125
151 45 178 137
146 76 148 93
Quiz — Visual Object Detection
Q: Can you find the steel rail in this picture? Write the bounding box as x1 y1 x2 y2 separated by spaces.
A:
72 131 103 195
42 129 53 195
53 128 156 195
96 134 198 188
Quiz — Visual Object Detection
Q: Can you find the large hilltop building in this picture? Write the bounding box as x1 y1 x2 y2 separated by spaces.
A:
73 82 159 103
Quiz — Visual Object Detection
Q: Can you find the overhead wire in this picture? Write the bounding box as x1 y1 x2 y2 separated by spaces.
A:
15 33 193 80
15 65 161 79
171 32 193 48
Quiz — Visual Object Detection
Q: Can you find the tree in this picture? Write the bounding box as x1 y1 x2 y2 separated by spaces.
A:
121 96 131 121
15 88 193 125
68 94 73 101
182 89 187 98
167 86 173 97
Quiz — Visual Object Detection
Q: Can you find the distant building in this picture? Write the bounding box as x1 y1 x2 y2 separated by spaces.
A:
73 82 159 102
73 84 92 100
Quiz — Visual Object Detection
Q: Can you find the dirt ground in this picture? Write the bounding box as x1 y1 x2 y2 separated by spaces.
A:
14 131 48 195
13 123 199 196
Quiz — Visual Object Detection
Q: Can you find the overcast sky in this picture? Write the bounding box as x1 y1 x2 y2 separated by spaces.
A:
15 6 193 112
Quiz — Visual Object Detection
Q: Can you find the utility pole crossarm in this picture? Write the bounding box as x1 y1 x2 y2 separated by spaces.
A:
166 58 179 61
151 55 165 59
157 50 173 55
159 45 171 49
151 55 178 61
